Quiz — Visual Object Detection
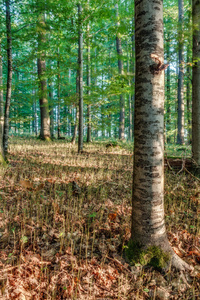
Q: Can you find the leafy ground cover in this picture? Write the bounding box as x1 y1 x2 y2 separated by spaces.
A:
0 138 199 299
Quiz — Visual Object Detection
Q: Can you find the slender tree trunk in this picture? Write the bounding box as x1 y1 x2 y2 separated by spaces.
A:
3 0 12 157
115 4 125 140
187 45 191 144
37 11 50 140
0 41 4 163
57 51 61 139
71 107 79 144
78 3 83 152
131 0 191 271
48 81 54 138
192 0 200 166
177 0 185 145
166 35 171 144
86 22 91 143
127 42 132 140
131 17 135 139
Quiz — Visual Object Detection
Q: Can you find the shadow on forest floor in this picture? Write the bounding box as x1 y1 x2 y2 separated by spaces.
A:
0 139 199 299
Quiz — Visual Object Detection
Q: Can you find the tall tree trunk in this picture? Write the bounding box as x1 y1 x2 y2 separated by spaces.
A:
71 107 79 144
78 3 83 152
3 0 12 157
0 41 4 163
131 0 191 271
127 41 132 140
177 0 185 145
37 11 50 140
186 45 191 144
86 21 91 143
115 3 125 140
131 17 135 140
166 35 171 144
57 50 61 139
192 0 200 167
48 81 54 138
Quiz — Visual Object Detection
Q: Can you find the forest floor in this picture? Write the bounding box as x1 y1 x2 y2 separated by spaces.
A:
0 138 199 300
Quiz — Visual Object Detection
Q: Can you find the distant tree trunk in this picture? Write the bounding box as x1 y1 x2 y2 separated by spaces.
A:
78 3 83 152
57 50 61 139
115 3 125 140
186 45 191 144
192 0 200 167
0 41 4 163
3 0 12 157
131 18 135 139
131 0 191 271
37 11 50 140
32 88 38 136
71 107 79 144
177 0 185 145
166 35 171 144
127 42 132 140
86 22 91 143
48 81 54 138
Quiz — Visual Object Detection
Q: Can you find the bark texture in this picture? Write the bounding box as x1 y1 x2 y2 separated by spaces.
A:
86 22 91 143
78 3 83 153
0 41 4 163
177 0 185 145
192 0 200 165
166 35 171 143
131 0 191 272
3 0 12 156
37 12 50 140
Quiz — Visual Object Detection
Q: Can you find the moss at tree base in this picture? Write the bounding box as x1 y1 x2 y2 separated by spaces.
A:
125 240 170 271
0 153 7 166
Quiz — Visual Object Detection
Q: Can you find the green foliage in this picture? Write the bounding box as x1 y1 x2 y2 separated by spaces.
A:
125 240 170 270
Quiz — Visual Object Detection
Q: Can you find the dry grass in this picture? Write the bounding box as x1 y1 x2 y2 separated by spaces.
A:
0 137 199 299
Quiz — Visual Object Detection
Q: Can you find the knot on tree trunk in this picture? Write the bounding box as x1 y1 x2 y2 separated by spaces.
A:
150 53 169 75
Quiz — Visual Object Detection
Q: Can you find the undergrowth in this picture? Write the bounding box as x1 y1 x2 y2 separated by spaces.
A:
0 137 199 299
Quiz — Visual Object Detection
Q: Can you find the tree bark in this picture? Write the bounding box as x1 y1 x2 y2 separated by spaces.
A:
186 45 191 144
115 3 125 140
166 34 171 144
57 50 61 139
131 0 191 272
78 3 84 153
48 81 54 139
177 0 185 145
192 0 200 166
3 0 12 157
0 41 4 163
71 107 79 144
86 20 91 143
37 11 50 140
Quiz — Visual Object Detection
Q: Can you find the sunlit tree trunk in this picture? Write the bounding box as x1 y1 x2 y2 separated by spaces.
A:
115 3 125 140
166 34 171 144
71 107 79 144
57 50 61 139
131 0 191 271
78 3 83 152
192 0 200 167
48 80 54 139
177 0 185 144
186 45 191 144
3 0 12 157
37 10 50 140
86 21 91 143
0 41 4 163
131 17 135 140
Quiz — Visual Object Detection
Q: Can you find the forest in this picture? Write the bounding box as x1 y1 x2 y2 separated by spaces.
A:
0 0 200 299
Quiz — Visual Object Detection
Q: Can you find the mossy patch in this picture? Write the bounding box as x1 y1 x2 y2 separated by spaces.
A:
125 240 170 270
0 153 7 166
